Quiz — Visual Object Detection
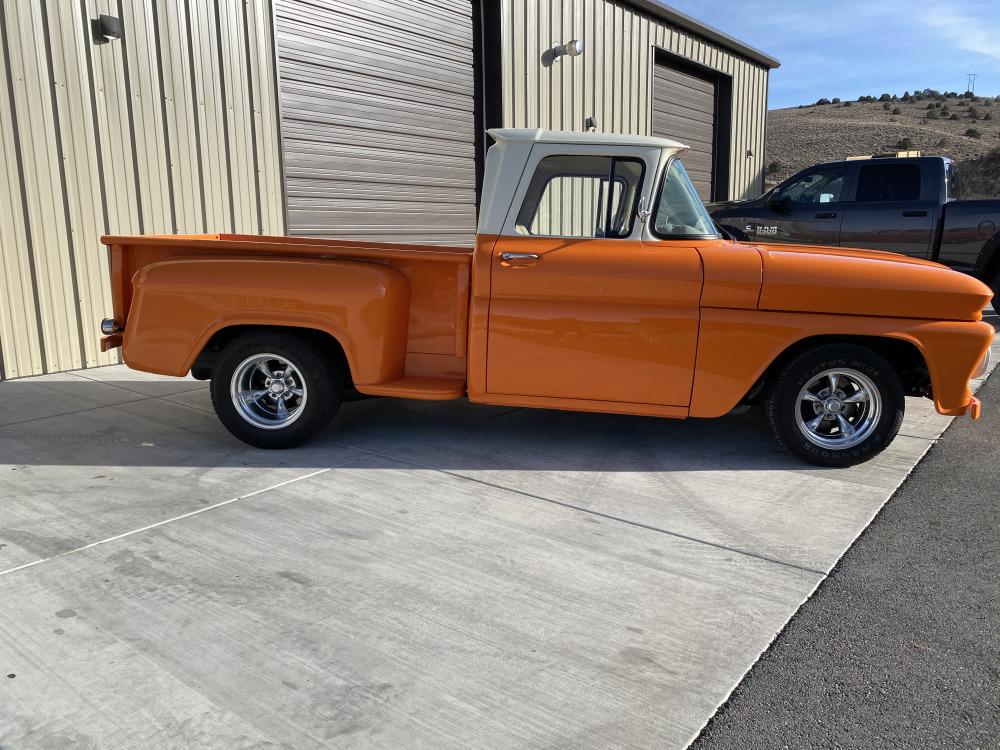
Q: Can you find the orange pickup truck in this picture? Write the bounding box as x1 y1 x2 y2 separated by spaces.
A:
99 129 994 467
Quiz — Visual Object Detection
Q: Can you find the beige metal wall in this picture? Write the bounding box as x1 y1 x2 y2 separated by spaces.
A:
499 0 769 202
0 0 284 380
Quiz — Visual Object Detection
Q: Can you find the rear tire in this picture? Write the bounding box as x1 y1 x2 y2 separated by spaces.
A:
210 331 342 449
764 344 904 467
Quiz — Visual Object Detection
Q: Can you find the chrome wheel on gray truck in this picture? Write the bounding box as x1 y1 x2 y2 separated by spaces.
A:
764 344 904 467
210 331 341 448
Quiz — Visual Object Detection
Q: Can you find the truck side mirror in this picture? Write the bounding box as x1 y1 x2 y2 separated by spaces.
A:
637 195 651 223
767 193 789 213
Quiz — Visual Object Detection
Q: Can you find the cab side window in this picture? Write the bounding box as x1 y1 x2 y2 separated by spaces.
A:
854 164 922 202
779 166 848 205
515 155 644 238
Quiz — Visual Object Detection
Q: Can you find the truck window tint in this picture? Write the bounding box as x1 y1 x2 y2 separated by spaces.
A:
652 159 719 237
855 164 921 202
515 155 644 238
780 166 848 205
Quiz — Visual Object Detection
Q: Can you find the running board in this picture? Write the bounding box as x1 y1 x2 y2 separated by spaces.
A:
356 375 465 400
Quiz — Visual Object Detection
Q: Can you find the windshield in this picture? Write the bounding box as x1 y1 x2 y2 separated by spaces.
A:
653 159 720 238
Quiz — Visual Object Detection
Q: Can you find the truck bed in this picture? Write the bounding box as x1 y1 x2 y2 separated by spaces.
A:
101 234 473 398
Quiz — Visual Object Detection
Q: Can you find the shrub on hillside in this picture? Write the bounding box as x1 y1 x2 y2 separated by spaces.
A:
879 93 892 101
896 137 914 150
965 128 982 138
950 114 960 120
767 161 784 175
831 97 841 104
815 97 831 105
843 101 853 107
968 107 980 120
883 102 891 110
926 110 939 120
892 107 901 115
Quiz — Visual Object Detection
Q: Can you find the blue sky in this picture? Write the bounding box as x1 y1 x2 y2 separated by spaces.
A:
665 0 1000 109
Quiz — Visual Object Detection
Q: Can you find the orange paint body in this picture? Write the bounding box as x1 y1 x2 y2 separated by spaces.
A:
100 230 993 420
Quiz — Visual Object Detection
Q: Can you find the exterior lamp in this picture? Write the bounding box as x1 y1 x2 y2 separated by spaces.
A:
542 39 584 66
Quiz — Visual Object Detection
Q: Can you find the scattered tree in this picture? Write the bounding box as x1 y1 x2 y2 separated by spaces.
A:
815 97 831 106
831 97 841 104
879 93 892 101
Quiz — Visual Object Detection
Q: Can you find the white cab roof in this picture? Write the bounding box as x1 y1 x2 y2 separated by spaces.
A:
488 128 689 154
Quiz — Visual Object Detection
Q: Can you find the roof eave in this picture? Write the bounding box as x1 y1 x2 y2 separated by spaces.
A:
626 0 781 69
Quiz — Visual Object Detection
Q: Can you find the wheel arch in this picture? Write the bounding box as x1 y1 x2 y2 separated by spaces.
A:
191 324 353 389
751 334 929 403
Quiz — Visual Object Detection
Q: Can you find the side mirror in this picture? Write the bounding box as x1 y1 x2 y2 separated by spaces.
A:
637 195 651 223
767 193 789 213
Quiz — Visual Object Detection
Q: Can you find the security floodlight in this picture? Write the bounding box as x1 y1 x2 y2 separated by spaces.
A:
542 39 584 66
554 39 584 58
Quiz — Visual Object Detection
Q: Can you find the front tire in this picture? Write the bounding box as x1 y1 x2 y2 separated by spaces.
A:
210 331 342 448
764 344 904 467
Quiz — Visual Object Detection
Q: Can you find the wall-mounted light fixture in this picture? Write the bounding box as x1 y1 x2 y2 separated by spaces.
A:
542 39 584 67
91 15 123 45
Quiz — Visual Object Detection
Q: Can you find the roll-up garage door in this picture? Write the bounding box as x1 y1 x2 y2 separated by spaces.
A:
652 64 717 200
273 0 477 245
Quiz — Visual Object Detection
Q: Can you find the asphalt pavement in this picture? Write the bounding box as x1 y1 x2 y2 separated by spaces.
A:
691 365 1000 750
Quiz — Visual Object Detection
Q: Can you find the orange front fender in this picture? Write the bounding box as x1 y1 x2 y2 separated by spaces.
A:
690 308 994 418
123 257 410 384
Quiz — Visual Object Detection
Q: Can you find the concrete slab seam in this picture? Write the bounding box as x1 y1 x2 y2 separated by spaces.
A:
0 467 332 579
357 447 830 578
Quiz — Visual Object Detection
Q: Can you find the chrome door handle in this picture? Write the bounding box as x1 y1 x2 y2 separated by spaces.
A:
500 252 540 262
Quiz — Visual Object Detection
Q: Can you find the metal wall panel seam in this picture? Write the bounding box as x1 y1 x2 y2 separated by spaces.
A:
243 0 265 234
149 0 179 232
1 1 49 374
266 0 288 235
181 0 208 230
0 1 43 378
212 0 237 231
112 0 142 234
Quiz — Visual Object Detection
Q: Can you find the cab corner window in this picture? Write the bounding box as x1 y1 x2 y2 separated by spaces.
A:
514 155 644 239
778 166 848 206
652 159 719 238
854 163 921 202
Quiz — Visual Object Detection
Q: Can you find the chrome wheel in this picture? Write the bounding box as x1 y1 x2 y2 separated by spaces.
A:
230 353 308 430
795 368 881 450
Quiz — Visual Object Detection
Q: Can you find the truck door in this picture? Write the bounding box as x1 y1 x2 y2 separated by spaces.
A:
757 164 850 246
838 161 936 258
486 148 702 407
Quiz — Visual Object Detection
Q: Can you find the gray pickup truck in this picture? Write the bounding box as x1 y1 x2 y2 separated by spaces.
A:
709 155 1000 299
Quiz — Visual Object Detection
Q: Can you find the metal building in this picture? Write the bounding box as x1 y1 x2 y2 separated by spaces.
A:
0 0 776 380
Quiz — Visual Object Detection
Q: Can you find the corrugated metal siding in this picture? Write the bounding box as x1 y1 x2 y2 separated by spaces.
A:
500 0 769 201
0 0 283 380
273 0 478 246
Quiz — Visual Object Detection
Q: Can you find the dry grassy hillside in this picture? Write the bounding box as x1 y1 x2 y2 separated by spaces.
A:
764 91 1000 198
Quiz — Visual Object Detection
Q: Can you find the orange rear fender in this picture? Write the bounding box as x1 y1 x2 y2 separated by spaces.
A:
123 257 410 383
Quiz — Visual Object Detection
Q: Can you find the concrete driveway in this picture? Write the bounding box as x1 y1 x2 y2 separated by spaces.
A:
1 323 997 749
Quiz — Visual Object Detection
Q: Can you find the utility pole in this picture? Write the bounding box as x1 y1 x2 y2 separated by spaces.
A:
966 73 977 94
